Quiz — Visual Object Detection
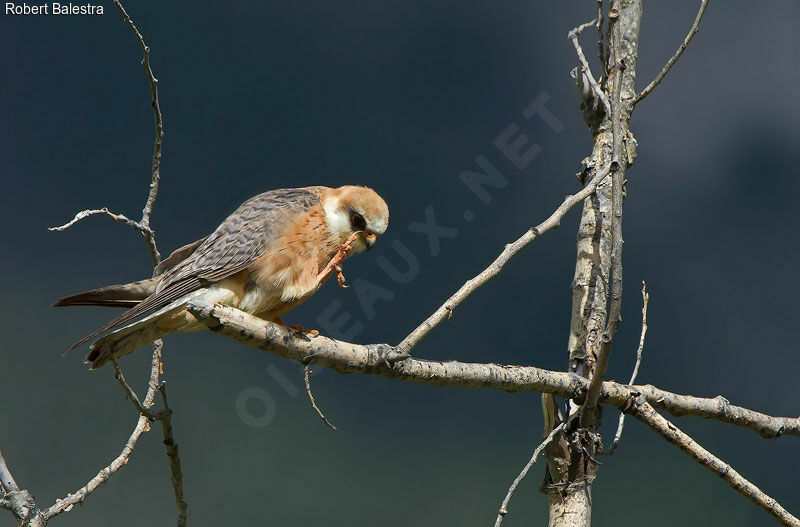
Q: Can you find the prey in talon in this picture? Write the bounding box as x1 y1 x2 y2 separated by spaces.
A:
54 186 389 369
319 231 363 288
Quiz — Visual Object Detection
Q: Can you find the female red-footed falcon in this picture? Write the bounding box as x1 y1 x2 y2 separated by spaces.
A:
55 185 389 369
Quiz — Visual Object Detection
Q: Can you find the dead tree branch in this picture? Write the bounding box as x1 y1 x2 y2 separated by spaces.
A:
631 398 800 527
304 364 338 431
111 356 187 524
596 0 606 68
398 162 613 353
580 8 628 428
632 0 710 106
569 19 611 115
605 281 648 454
48 208 153 236
0 448 19 495
494 422 567 527
41 3 185 524
44 346 163 519
111 0 163 250
156 384 187 526
187 300 800 439
0 448 46 527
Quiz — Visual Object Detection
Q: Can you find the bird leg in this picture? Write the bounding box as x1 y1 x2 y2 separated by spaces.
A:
318 232 359 288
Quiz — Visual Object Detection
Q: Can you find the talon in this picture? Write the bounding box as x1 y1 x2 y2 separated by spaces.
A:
335 264 349 288
274 318 320 336
317 232 359 285
288 325 319 336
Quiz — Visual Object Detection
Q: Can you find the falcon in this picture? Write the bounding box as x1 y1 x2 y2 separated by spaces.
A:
55 185 389 369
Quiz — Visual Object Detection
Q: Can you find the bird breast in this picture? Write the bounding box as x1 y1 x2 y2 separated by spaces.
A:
240 204 342 316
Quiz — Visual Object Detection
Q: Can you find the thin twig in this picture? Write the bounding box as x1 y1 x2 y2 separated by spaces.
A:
304 364 338 430
605 281 648 454
112 0 163 264
632 398 800 527
596 0 606 69
632 0 709 105
189 300 800 439
398 162 614 352
494 422 567 527
49 207 153 235
157 384 187 527
113 358 163 420
627 281 648 386
569 19 611 115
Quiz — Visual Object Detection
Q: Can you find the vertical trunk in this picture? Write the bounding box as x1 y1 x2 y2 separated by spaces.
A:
548 487 592 527
543 0 642 523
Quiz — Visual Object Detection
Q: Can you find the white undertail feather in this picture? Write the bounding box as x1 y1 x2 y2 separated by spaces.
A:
86 285 240 369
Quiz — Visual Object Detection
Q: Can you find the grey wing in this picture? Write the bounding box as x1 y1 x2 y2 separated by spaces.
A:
64 187 322 353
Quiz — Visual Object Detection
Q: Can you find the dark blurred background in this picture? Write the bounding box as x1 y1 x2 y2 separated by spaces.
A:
2 1 799 525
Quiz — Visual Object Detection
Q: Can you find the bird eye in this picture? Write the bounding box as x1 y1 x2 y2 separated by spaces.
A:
350 211 367 231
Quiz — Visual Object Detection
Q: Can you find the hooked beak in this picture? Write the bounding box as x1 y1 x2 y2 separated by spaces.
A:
363 232 377 251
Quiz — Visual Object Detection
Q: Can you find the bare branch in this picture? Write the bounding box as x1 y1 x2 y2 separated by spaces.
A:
596 0 606 68
112 0 164 263
51 0 164 266
569 19 611 115
631 398 800 527
627 281 648 387
0 448 20 494
113 358 163 420
605 281 649 454
0 448 45 527
304 364 338 431
156 384 187 527
113 354 186 526
188 300 800 439
44 345 163 519
48 207 153 236
0 491 46 527
632 0 710 106
494 422 567 527
398 162 614 352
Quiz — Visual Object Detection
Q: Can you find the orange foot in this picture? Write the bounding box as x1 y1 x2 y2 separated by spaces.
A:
318 232 358 288
334 264 348 288
273 317 319 336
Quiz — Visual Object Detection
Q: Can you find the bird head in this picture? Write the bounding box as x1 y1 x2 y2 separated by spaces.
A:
323 186 389 253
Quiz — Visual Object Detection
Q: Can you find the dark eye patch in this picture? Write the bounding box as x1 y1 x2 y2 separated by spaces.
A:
350 211 367 231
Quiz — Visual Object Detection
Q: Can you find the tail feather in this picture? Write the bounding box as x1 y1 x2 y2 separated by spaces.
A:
83 290 208 369
85 318 167 369
53 279 157 308
85 306 178 369
54 236 208 309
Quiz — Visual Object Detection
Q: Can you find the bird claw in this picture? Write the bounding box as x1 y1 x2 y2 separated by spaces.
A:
335 265 349 288
274 318 319 338
319 232 359 286
288 324 319 336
